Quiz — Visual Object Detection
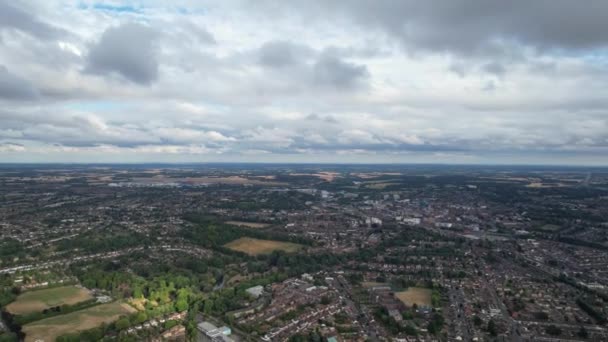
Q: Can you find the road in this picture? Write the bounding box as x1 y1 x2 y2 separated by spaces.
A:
448 285 473 342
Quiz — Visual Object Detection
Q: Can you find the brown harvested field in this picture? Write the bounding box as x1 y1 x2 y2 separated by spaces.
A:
132 175 286 186
526 182 567 188
6 286 93 315
23 302 136 342
289 172 340 181
225 221 271 228
224 237 303 256
395 287 432 307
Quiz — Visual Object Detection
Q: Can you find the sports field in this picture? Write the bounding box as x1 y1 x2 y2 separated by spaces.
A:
225 221 270 228
395 287 432 307
22 302 136 342
6 286 93 315
224 237 303 255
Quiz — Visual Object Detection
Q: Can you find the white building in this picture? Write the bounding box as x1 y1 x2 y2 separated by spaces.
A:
246 285 264 298
403 217 421 225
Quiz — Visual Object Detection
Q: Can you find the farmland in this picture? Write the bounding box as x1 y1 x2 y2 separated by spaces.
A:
395 287 432 307
6 286 93 315
224 237 303 256
131 175 286 186
22 302 136 342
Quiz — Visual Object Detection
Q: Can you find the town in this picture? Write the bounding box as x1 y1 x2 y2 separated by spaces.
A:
1 164 607 342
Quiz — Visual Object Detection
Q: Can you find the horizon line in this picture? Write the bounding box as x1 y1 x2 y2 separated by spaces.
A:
0 161 607 168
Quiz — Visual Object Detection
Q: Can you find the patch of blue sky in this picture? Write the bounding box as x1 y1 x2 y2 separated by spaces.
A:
580 49 608 66
176 6 190 15
93 3 142 13
543 45 608 65
77 2 142 13
78 2 203 16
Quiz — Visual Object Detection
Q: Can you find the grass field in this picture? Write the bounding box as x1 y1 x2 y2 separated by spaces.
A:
225 221 270 228
6 286 93 315
395 287 432 307
362 282 387 288
224 237 303 255
22 302 136 342
538 224 561 232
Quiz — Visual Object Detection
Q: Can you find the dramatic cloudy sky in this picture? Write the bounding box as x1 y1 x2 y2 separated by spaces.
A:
1 1 607 164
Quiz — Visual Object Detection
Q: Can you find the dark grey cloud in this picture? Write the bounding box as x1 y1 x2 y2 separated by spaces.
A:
85 22 159 85
0 2 66 40
255 40 369 91
0 65 39 100
262 1 608 56
482 62 506 76
258 40 312 68
305 113 338 123
313 53 369 89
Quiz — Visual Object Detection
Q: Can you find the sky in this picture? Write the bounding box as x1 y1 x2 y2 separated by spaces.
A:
1 1 607 165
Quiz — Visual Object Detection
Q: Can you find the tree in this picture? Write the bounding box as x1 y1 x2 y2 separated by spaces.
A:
164 320 179 330
185 320 198 342
185 301 199 342
175 298 188 312
545 325 561 336
431 289 441 307
427 313 444 335
133 286 143 299
116 317 131 330
487 319 497 336
135 311 147 324
203 299 213 314
577 326 589 339
404 324 418 336
0 333 18 342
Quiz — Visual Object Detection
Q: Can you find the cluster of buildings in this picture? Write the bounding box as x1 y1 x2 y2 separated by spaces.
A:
2 166 608 341
197 321 234 342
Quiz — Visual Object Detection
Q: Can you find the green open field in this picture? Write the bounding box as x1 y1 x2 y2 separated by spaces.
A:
22 302 136 342
224 237 303 255
395 287 432 307
538 224 561 232
362 281 387 288
5 286 93 315
225 221 271 228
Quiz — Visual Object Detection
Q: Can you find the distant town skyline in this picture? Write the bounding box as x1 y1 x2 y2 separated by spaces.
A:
1 1 607 165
